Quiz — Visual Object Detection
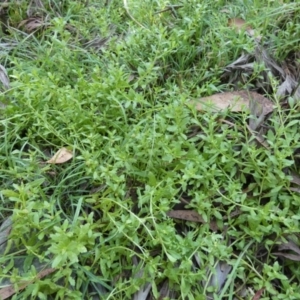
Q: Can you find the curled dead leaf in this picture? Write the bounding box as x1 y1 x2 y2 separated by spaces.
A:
46 147 73 164
18 17 45 33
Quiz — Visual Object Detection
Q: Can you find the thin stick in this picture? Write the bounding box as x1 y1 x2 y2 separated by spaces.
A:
123 0 148 30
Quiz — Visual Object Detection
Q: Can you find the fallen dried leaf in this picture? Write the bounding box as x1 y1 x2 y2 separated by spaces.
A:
84 36 111 51
252 288 265 300
46 147 73 164
289 173 300 186
273 240 300 261
191 90 273 115
278 240 300 255
276 75 298 98
18 17 45 33
167 210 206 223
0 268 56 299
167 210 218 231
255 46 285 79
205 261 232 296
273 252 300 261
228 18 247 31
228 18 255 37
0 64 10 90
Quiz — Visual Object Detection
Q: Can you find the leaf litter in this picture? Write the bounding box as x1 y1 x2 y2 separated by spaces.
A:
191 90 273 115
167 210 218 231
46 147 73 164
18 16 47 33
273 240 300 261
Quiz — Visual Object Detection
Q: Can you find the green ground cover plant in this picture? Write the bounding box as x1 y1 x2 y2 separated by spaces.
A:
0 0 300 299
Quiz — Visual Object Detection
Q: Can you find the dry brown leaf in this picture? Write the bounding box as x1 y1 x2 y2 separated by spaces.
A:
0 268 56 299
228 18 247 30
273 252 300 261
289 173 300 186
276 75 297 98
158 280 170 300
205 261 232 297
46 147 73 164
0 64 10 90
252 288 265 300
167 210 218 231
167 210 206 223
273 240 300 261
18 17 45 33
191 90 273 115
228 18 255 37
278 240 300 255
84 36 111 51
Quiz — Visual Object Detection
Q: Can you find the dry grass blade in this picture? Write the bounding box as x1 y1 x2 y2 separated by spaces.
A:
224 42 287 92
27 0 45 17
155 4 183 16
224 53 252 71
84 36 111 51
0 64 10 90
0 268 56 300
276 74 298 98
205 261 232 298
158 280 170 299
255 46 285 79
273 252 300 261
132 256 152 300
123 0 148 30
